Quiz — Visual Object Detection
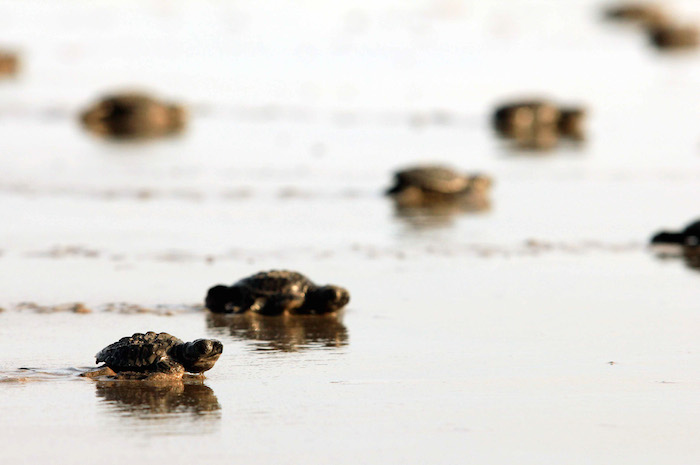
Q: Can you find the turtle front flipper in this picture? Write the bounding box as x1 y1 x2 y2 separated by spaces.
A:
155 358 186 376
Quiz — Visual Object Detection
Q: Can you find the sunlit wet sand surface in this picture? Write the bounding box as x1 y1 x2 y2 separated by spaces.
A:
2 0 700 463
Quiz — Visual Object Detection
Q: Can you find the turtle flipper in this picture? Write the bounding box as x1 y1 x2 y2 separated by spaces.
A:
156 358 186 375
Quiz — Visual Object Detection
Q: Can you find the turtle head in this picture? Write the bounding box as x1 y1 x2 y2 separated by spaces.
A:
205 285 233 313
557 107 586 140
305 285 350 313
468 174 492 194
167 104 187 132
385 172 407 196
180 339 224 373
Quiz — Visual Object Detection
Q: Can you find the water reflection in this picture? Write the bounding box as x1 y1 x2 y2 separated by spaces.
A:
392 199 490 230
95 379 220 420
682 247 700 271
651 245 700 273
206 312 348 352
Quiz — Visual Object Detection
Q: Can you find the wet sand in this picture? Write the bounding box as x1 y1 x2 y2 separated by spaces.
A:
2 0 700 463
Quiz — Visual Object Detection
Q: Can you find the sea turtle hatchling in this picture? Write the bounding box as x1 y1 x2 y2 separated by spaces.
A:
385 165 492 208
206 270 350 315
80 92 187 139
493 100 560 137
651 219 700 247
493 100 587 144
87 332 223 378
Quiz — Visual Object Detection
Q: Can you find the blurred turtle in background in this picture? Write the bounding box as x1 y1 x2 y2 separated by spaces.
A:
80 92 187 139
651 219 700 271
386 165 492 210
0 50 19 77
206 270 350 315
492 99 586 150
493 100 560 138
604 3 698 51
648 24 699 50
651 219 700 247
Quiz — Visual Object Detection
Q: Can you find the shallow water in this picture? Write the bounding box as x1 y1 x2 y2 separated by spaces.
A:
2 0 700 463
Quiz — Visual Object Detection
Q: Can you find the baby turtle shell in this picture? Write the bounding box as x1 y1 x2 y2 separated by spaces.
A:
206 270 350 315
95 332 223 375
389 166 472 194
80 92 187 139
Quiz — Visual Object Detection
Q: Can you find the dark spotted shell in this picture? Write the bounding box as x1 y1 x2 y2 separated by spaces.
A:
236 270 315 298
394 166 470 194
96 332 183 371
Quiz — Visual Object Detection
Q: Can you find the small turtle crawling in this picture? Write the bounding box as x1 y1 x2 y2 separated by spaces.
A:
206 270 350 315
651 220 700 247
492 100 586 148
385 165 492 208
80 92 187 139
86 332 223 378
493 100 560 137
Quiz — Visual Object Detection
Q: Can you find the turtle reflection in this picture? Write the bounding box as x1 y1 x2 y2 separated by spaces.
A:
682 248 700 272
392 198 490 230
95 379 220 418
207 312 348 352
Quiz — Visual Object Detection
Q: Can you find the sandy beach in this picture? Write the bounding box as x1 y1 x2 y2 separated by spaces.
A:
2 0 700 463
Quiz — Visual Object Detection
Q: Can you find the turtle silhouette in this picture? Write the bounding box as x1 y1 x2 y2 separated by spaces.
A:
651 220 700 247
86 332 223 379
385 165 492 208
493 100 586 149
205 270 350 315
80 92 187 138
